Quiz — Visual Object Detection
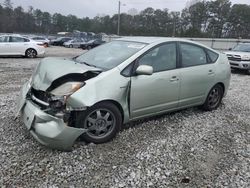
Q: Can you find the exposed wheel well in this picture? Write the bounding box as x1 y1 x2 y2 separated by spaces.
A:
94 100 124 122
216 82 225 94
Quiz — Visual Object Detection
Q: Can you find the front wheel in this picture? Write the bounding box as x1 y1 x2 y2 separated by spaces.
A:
202 84 224 111
76 102 122 144
25 48 37 58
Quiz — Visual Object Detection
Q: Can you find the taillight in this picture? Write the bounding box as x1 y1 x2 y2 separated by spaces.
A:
37 43 45 47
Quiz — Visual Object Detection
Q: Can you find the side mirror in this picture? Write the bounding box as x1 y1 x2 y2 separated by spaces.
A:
136 65 153 76
228 48 232 51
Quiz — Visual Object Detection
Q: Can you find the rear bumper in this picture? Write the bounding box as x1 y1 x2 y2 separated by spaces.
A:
229 60 250 70
17 82 87 151
36 48 46 57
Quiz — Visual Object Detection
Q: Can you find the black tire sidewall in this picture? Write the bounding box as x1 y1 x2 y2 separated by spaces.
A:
25 49 37 58
202 84 224 111
76 102 122 144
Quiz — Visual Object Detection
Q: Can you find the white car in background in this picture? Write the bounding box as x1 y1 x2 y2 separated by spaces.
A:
31 36 50 47
224 43 250 74
0 35 45 58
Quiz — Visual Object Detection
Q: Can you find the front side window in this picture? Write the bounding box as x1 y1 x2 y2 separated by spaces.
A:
180 43 207 67
138 43 177 72
75 41 146 70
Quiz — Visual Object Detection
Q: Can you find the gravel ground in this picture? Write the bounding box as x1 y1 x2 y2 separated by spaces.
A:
0 46 249 187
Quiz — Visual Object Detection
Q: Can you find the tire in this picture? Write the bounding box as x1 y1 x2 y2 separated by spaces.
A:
69 44 73 48
87 46 92 50
25 48 37 58
202 84 224 111
76 102 122 144
44 43 49 47
246 70 250 75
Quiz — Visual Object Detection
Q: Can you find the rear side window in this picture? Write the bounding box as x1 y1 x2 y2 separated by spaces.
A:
10 37 29 43
0 36 8 42
180 43 207 67
207 50 219 63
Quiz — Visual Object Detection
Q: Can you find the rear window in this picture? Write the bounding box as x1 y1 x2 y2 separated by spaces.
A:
207 50 219 63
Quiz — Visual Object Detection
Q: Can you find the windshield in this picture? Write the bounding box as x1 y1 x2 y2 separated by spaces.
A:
75 40 147 70
232 43 250 52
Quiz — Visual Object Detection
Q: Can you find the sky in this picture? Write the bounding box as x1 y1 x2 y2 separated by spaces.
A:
2 0 250 18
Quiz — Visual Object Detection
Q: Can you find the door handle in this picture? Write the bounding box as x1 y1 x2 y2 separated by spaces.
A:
170 76 179 82
208 70 214 75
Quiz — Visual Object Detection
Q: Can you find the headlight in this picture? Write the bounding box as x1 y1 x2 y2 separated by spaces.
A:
242 55 250 61
50 82 85 96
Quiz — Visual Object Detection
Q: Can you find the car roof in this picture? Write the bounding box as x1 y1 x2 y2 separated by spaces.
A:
115 36 192 44
115 36 218 53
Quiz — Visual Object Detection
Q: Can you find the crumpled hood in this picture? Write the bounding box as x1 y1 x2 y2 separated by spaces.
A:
31 57 100 91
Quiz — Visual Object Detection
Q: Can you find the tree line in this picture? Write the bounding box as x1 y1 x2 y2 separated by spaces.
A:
0 0 250 38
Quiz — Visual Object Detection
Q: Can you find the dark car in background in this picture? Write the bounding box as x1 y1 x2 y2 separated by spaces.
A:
80 39 105 50
50 37 72 46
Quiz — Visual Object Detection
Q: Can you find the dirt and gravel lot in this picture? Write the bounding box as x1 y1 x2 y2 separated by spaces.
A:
0 46 249 187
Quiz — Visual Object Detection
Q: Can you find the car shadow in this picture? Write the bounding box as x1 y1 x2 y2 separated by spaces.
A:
231 69 249 75
121 102 227 131
121 107 203 131
0 55 44 59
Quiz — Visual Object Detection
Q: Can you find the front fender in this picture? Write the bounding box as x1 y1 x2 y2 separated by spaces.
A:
67 69 131 123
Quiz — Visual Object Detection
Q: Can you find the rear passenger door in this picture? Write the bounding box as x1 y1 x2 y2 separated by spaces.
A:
178 42 216 107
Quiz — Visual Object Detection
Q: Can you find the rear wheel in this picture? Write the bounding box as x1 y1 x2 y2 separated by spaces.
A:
87 46 92 50
202 84 224 111
25 48 37 58
69 44 73 48
246 70 250 75
76 102 122 144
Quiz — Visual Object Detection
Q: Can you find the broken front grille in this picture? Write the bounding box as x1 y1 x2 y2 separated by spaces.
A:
31 88 51 103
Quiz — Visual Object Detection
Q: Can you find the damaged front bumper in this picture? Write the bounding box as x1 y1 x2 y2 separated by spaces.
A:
17 81 87 151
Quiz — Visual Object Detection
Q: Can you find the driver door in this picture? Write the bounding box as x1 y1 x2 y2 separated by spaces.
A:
130 42 180 119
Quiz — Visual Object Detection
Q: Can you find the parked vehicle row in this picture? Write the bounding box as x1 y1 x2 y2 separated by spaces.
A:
17 37 231 150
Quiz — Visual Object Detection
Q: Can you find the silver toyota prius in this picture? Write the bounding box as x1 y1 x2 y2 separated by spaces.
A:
17 37 231 150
